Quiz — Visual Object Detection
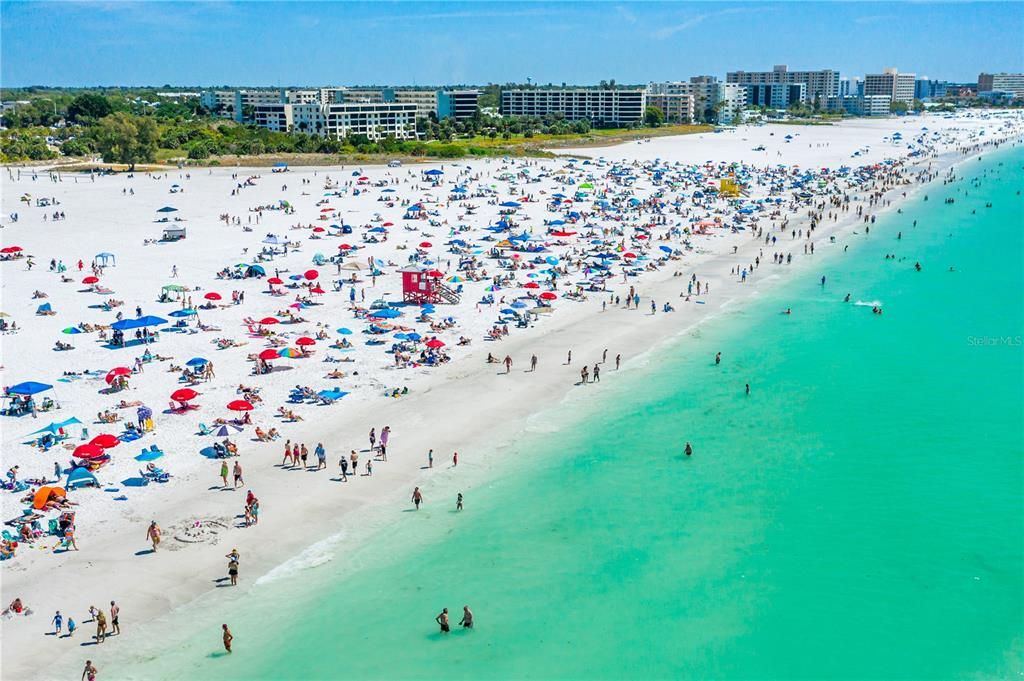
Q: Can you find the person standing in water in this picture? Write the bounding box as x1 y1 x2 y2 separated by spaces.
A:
457 493 464 511
412 487 423 509
436 608 450 633
684 442 693 457
222 624 233 653
460 606 474 629
81 660 97 681
715 352 721 366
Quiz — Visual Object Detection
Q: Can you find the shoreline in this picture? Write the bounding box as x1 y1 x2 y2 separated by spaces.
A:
3 116 1021 680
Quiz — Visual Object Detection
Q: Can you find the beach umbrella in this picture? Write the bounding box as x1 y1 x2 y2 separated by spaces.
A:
104 367 131 384
171 388 199 402
523 282 540 289
336 327 352 335
338 244 352 250
156 206 178 213
304 269 319 280
259 317 279 325
135 449 164 462
278 347 303 358
369 308 400 319
312 227 325 233
82 276 99 285
185 357 209 367
540 292 558 300
73 444 106 459
258 349 280 361
226 400 254 412
204 292 222 301
295 337 316 347
267 277 284 285
382 222 394 227
659 245 673 253
425 339 446 349
169 309 197 318
419 241 433 248
1 246 23 254
406 332 422 341
62 326 82 334
511 301 528 309
90 433 121 449
212 424 244 437
310 286 325 295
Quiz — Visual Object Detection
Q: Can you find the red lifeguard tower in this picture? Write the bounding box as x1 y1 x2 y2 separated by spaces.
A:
400 267 460 305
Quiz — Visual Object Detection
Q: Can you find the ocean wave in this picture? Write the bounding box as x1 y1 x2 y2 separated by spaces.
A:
854 300 882 307
254 529 346 586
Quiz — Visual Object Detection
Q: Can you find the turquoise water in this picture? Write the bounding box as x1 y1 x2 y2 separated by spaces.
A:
126 148 1023 680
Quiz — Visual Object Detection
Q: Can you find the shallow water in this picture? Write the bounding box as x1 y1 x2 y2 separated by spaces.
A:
122 147 1024 680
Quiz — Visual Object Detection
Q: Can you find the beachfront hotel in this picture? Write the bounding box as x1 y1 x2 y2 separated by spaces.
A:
977 72 1024 98
499 88 645 125
647 78 746 124
251 101 417 140
864 68 917 105
744 83 808 109
726 65 841 102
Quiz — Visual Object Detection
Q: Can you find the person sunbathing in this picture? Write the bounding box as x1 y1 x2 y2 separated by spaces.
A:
254 427 270 441
325 369 346 379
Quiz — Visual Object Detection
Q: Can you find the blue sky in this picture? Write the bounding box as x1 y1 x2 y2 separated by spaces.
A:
2 1 1022 87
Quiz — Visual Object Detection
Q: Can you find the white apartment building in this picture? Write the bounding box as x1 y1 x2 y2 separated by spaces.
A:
323 102 417 140
864 68 916 105
648 79 745 124
392 90 438 118
726 65 840 101
644 92 694 123
500 89 645 125
826 94 892 117
977 73 1024 98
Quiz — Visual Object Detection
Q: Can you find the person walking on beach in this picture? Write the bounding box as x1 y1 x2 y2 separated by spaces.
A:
350 450 359 476
109 601 120 636
233 461 244 488
428 449 433 468
412 487 423 509
369 427 376 452
504 355 513 373
436 608 450 633
566 350 572 365
457 493 464 511
222 624 233 653
616 354 621 370
453 451 458 467
282 439 293 467
530 354 538 372
52 610 63 635
81 660 97 681
146 521 161 552
94 608 107 644
227 549 240 586
219 460 229 488
339 455 348 481
68 616 76 637
460 606 474 629
315 443 326 470
593 363 600 382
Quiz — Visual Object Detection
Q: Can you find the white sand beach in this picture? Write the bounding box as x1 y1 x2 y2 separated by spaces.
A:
2 112 1021 679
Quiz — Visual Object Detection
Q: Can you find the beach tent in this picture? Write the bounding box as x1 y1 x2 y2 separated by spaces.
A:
30 417 81 436
111 316 168 331
7 381 53 396
95 252 116 266
65 467 99 490
36 303 52 314
32 486 66 510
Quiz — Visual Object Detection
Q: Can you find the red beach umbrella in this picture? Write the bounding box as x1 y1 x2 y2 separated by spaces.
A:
171 388 199 402
312 227 325 233
267 277 284 285
204 292 222 301
259 317 279 325
90 434 121 449
338 244 352 250
0 246 22 254
295 337 316 347
623 252 637 259
226 400 254 412
104 366 131 384
73 444 106 459
523 282 540 289
310 286 325 295
258 348 280 361
320 207 334 213
82 276 100 284
540 292 558 300
382 222 394 227
419 241 433 248
304 269 319 280
425 339 445 349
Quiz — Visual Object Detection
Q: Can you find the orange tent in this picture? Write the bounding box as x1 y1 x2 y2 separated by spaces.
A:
32 486 66 510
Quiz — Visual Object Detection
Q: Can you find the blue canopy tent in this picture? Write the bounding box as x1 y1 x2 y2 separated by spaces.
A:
112 316 168 331
66 466 100 490
156 206 178 213
95 252 116 266
423 169 444 176
7 381 53 396
36 302 52 315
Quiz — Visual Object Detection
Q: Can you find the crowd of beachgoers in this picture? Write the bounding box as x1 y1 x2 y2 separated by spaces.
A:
2 111 1022 679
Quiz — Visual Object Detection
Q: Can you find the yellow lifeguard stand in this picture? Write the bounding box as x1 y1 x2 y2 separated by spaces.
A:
720 178 741 197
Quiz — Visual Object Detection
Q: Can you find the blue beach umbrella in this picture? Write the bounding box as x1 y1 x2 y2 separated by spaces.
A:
185 357 209 367
336 327 353 335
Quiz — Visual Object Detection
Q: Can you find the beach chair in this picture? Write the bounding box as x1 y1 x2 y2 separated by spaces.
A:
198 423 212 436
